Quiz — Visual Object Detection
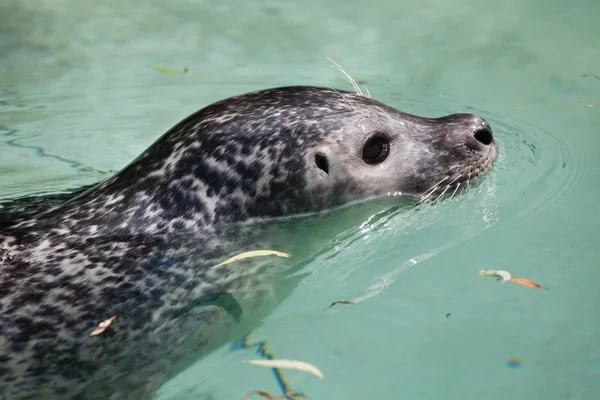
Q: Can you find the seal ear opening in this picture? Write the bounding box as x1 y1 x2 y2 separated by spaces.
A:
314 152 329 175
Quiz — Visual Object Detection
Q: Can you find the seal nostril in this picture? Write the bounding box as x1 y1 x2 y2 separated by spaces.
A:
473 124 493 146
315 152 329 175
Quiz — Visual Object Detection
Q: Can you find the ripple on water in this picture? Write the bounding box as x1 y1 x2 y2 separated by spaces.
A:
294 98 584 306
484 110 584 225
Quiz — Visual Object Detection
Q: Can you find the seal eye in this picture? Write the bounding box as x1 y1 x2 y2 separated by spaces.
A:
362 134 390 165
315 152 329 175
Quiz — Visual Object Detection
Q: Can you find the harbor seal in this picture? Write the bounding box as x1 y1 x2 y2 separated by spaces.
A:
0 86 496 399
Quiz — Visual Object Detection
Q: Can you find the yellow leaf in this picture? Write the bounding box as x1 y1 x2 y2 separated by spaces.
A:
478 269 511 282
243 359 324 380
150 65 188 74
90 315 116 336
211 250 291 269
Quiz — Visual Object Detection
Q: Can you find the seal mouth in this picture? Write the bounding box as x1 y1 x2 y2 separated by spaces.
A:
419 155 495 202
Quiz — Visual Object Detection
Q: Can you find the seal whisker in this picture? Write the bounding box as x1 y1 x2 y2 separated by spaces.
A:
315 81 363 112
447 173 463 187
420 189 437 202
466 171 472 191
450 182 461 199
422 173 463 202
326 57 363 96
420 187 439 202
421 177 447 197
420 176 450 201
433 184 451 203
361 84 371 98
317 82 346 100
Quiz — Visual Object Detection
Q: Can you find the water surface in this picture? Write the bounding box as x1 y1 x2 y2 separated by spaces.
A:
1 0 599 399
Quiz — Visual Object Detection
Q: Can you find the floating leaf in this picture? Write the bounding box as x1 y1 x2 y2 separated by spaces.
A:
509 277 546 289
326 300 354 309
243 359 324 380
479 269 512 282
582 73 600 80
90 315 116 336
212 250 291 269
479 269 546 289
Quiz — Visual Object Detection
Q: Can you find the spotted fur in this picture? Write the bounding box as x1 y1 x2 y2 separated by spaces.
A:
0 86 497 399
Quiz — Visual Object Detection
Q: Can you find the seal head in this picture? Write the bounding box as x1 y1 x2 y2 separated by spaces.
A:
20 86 496 235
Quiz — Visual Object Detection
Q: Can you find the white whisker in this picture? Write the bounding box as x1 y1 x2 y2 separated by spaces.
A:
450 183 461 198
420 176 449 201
362 84 371 98
433 184 451 202
421 189 439 202
447 174 463 186
317 81 345 99
421 173 464 203
420 189 437 202
326 57 363 96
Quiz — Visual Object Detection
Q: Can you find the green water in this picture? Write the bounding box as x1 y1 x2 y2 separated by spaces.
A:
1 0 599 399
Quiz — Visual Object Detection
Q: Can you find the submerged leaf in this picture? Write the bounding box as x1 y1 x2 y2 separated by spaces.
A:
90 315 116 336
212 250 291 269
326 300 354 309
241 390 305 400
243 359 324 380
150 65 188 74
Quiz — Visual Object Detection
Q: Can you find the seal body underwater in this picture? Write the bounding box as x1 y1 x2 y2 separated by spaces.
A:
0 86 497 399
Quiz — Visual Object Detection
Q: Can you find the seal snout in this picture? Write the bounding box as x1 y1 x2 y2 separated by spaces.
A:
472 117 494 146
